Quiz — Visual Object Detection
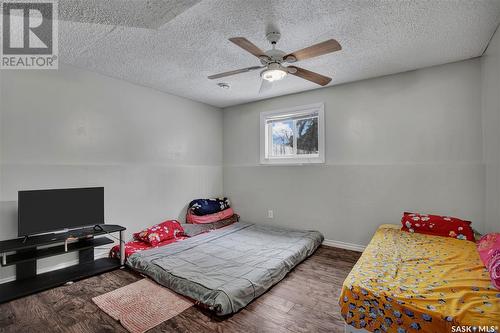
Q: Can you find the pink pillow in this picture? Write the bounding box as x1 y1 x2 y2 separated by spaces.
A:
487 252 500 290
133 220 184 246
186 207 234 224
477 233 500 290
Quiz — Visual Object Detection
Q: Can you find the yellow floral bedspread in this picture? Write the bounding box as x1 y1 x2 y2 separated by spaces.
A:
339 224 500 333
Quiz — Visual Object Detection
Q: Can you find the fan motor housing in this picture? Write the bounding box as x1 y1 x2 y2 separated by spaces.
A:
262 49 286 65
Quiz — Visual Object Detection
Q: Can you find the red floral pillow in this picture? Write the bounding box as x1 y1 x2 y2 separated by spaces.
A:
401 212 475 241
133 220 184 246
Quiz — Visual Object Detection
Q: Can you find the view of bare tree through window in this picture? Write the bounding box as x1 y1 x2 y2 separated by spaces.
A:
269 115 319 157
272 120 293 156
297 117 318 155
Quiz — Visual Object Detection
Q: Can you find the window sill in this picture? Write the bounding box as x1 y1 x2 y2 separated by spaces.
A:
260 158 325 166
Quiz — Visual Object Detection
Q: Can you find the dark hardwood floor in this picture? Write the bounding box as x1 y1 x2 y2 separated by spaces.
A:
0 246 361 333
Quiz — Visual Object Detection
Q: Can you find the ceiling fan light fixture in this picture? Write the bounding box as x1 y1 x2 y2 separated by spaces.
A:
261 63 287 82
261 68 287 82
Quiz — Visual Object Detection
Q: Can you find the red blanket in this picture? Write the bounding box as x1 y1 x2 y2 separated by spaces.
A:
110 236 187 260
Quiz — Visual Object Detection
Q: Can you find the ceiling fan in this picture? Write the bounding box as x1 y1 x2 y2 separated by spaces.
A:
208 31 341 93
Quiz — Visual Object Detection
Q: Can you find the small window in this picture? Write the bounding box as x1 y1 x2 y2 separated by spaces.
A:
260 103 325 164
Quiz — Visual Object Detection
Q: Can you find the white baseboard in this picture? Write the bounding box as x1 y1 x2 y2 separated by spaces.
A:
322 239 366 252
0 252 109 284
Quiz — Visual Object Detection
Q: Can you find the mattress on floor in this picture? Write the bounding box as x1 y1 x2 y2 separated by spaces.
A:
127 222 323 315
340 224 500 332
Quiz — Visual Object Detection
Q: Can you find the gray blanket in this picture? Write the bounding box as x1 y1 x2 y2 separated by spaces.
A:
127 222 323 315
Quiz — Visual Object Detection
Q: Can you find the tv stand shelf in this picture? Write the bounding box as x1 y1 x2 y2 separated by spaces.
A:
0 224 125 304
0 258 120 303
0 224 125 253
1 237 114 267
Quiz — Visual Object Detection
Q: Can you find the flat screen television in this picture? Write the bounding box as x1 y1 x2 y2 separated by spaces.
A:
18 187 104 236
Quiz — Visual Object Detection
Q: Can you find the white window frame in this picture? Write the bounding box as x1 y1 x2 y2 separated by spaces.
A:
260 102 325 165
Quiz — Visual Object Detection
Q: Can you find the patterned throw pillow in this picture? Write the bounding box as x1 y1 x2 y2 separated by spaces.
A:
401 212 475 241
133 220 184 246
477 233 500 290
478 233 500 265
110 236 187 260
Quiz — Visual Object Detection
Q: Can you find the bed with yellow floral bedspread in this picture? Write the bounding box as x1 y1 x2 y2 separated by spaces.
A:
339 224 500 333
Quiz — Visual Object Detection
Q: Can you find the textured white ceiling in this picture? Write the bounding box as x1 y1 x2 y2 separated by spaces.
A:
56 0 500 108
59 0 201 29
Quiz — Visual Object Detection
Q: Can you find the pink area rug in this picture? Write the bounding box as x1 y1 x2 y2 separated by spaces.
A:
92 279 193 333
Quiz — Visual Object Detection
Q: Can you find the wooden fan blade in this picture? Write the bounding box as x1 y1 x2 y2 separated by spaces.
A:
285 39 341 62
229 37 266 58
288 66 332 86
208 66 263 79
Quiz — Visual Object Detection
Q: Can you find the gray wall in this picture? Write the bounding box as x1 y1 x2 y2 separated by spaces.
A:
223 59 484 246
0 69 3 206
0 65 223 281
482 27 500 233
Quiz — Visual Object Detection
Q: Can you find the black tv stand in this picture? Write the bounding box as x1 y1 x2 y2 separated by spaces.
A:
93 224 104 232
0 224 125 303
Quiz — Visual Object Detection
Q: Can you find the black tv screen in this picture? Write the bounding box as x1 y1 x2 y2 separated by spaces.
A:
18 187 104 236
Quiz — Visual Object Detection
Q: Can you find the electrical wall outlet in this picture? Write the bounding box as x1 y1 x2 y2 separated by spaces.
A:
267 210 274 219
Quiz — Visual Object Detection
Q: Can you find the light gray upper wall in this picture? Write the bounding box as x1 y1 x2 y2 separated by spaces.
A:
0 64 223 280
1 66 222 166
223 59 484 246
0 69 3 203
482 27 500 234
